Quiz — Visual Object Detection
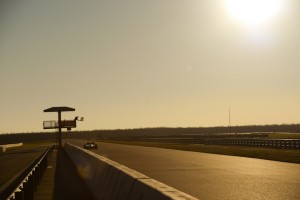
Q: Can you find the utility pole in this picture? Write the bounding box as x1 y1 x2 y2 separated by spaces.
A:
229 107 231 134
58 111 62 148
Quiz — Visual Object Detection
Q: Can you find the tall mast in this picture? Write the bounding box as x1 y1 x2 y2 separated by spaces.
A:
229 107 231 134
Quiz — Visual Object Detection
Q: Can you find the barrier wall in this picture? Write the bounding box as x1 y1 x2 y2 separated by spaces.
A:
0 143 23 153
0 146 6 153
65 143 198 200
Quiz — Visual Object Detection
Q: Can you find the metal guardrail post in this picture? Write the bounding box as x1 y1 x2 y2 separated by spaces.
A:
32 169 37 192
14 187 23 200
27 174 34 200
38 163 42 183
23 180 29 200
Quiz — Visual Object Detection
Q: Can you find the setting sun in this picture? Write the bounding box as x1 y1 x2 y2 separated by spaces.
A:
224 0 285 28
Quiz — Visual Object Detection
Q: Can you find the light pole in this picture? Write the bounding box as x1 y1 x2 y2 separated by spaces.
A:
229 107 231 134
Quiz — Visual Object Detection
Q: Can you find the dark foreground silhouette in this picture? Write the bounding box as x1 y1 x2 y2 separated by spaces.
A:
34 149 94 200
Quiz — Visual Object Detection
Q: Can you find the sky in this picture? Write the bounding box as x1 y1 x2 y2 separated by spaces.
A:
0 0 299 134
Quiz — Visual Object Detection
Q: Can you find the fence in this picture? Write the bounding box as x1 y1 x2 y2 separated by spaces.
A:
204 138 300 149
106 137 300 150
0 146 54 200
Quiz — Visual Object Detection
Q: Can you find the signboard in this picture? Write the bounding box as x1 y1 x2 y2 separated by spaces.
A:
43 120 76 129
60 120 76 128
43 121 57 129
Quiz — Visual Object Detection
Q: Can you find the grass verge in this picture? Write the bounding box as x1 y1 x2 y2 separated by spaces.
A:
99 140 300 164
268 133 300 139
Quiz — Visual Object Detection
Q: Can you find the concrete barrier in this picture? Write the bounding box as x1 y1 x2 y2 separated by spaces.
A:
0 143 23 152
65 143 198 200
0 146 6 153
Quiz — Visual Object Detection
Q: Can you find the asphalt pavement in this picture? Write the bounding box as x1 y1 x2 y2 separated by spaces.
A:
69 140 300 200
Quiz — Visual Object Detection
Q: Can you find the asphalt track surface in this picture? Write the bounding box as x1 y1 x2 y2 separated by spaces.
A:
69 140 300 200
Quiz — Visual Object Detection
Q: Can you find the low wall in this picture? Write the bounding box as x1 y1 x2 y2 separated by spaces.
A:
65 143 198 200
0 143 23 152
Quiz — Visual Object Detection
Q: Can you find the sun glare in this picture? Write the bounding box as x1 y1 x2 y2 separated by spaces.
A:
224 0 284 28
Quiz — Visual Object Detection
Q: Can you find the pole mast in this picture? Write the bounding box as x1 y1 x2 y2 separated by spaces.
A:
229 107 231 134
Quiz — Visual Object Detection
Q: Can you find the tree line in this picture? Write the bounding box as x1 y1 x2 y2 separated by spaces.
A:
0 124 300 145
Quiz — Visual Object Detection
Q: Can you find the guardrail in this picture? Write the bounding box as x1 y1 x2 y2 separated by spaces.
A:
0 146 54 200
105 137 300 150
204 138 300 149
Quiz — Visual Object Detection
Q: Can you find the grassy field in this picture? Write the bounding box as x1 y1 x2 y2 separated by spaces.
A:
99 140 300 164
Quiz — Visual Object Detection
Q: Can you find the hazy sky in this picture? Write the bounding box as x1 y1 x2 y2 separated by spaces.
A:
1 0 299 133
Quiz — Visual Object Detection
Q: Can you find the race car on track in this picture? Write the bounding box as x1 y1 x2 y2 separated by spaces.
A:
83 141 98 149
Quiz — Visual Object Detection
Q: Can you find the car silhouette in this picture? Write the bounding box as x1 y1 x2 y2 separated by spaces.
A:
83 142 98 149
